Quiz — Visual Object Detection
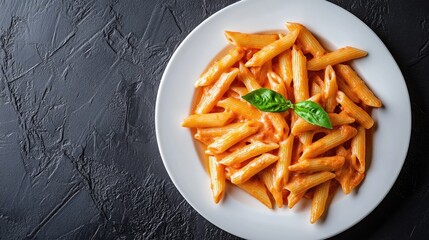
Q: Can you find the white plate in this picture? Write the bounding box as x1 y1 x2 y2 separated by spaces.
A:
155 0 411 239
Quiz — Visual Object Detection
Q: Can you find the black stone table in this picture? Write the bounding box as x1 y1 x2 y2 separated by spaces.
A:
0 0 428 239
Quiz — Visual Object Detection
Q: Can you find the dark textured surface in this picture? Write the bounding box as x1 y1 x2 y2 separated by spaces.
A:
0 0 428 239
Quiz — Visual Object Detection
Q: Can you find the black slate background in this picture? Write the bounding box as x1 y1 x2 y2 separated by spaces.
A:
0 0 428 239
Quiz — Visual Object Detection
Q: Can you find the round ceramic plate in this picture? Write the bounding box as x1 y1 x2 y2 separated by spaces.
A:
155 0 411 239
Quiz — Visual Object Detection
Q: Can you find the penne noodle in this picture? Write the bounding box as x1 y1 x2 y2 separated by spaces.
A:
285 171 336 195
336 91 374 129
266 112 289 141
230 153 279 185
208 156 226 203
227 141 251 155
245 49 258 61
351 126 366 173
313 92 330 105
224 31 279 49
245 28 301 67
195 68 239 114
339 170 365 195
335 64 382 107
206 121 261 154
267 71 288 98
287 22 326 57
288 156 345 173
182 111 235 128
217 97 262 120
310 74 324 96
220 141 279 166
251 60 272 86
195 48 245 87
337 76 361 103
290 109 299 130
287 190 305 209
195 122 245 139
291 111 355 135
335 146 365 194
238 61 262 91
274 134 294 191
298 131 315 148
306 46 368 71
277 49 293 86
292 45 310 102
260 166 283 208
235 177 273 209
193 133 216 146
310 180 330 224
229 86 249 96
291 135 304 165
301 125 358 159
257 113 279 143
225 89 240 99
335 145 350 159
323 65 338 113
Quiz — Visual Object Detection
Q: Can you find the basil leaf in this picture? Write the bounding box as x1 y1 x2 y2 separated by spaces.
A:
242 88 293 112
294 101 333 129
242 89 332 129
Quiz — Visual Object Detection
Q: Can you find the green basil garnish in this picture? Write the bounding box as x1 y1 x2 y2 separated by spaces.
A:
241 88 293 112
294 100 333 129
242 88 333 129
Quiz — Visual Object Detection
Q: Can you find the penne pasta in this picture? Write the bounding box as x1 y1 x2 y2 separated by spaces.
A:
337 76 361 103
267 71 288 98
292 45 310 102
277 49 293 86
287 190 305 209
301 125 358 159
323 65 338 113
225 31 279 49
238 61 262 91
208 156 225 203
274 134 294 191
266 112 289 141
336 91 374 129
229 86 249 96
224 31 279 49
335 64 382 107
287 22 326 57
351 125 366 173
306 47 368 71
235 177 273 209
288 156 345 173
245 28 301 67
310 74 324 96
182 111 235 128
291 111 355 135
260 166 283 208
217 97 262 120
206 121 261 154
298 131 315 147
335 146 365 194
220 141 279 166
310 180 330 224
195 122 245 139
252 60 272 86
245 49 258 61
195 48 245 87
230 153 279 185
195 68 239 114
285 171 336 195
